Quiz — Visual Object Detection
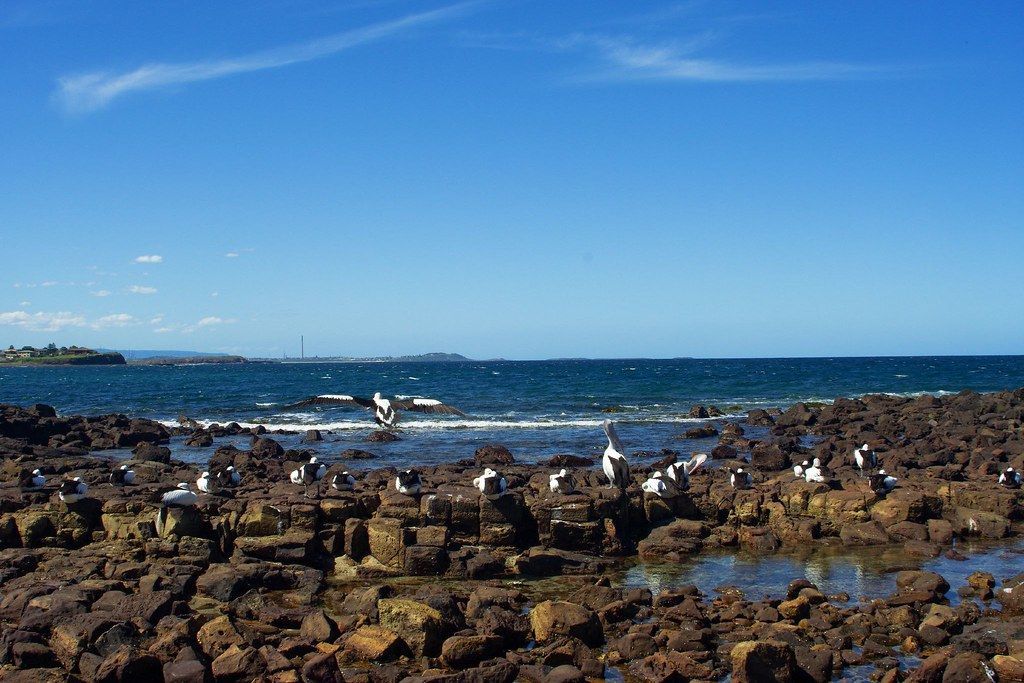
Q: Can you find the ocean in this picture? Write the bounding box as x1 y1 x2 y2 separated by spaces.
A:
2 355 1022 467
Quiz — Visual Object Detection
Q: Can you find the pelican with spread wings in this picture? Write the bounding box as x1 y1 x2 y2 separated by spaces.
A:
284 391 467 429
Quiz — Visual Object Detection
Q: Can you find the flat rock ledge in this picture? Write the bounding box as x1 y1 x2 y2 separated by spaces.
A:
0 388 1023 681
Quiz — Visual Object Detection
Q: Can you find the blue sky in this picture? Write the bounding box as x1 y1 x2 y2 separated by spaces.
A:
1 1 1022 359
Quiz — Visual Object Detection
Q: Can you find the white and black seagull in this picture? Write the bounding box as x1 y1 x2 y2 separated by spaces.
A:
998 467 1022 489
641 471 679 498
549 469 575 494
729 467 753 490
473 468 508 500
161 482 199 507
853 444 877 473
21 468 46 488
58 477 88 503
395 469 422 496
290 457 327 498
216 466 241 488
332 471 356 492
869 469 898 494
109 464 135 487
665 453 707 492
602 420 631 490
285 392 467 429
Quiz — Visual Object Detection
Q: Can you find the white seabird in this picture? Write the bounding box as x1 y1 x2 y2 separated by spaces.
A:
549 469 575 494
853 444 876 473
58 477 88 503
24 468 46 488
602 420 631 490
216 466 241 487
161 482 199 507
793 460 809 478
998 467 1021 489
473 468 508 500
641 471 680 498
284 392 466 429
665 453 707 491
109 464 135 487
290 457 327 498
395 469 422 496
869 469 898 494
196 471 217 494
332 471 356 491
729 468 753 490
804 458 827 483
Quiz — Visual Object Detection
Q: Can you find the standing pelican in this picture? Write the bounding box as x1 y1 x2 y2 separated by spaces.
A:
729 468 753 490
549 469 575 494
395 469 422 496
161 482 199 507
109 464 135 487
58 477 88 503
853 444 876 473
284 392 466 429
473 468 508 499
602 420 631 490
290 457 327 498
998 467 1021 489
665 453 707 491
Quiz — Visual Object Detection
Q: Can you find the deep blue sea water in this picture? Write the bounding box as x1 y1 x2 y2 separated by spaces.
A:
1 356 1022 466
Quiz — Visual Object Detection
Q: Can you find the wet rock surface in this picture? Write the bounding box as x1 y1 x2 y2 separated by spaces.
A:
1 389 1024 681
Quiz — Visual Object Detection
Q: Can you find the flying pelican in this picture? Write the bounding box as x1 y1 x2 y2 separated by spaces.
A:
549 469 575 494
793 460 809 478
804 458 827 483
602 420 631 489
284 392 467 429
196 471 218 494
869 470 898 494
998 467 1021 489
161 482 199 507
641 471 680 498
853 444 876 473
332 471 356 491
109 464 135 487
729 468 753 490
665 453 707 491
290 457 327 498
473 468 507 500
58 477 88 503
395 469 422 496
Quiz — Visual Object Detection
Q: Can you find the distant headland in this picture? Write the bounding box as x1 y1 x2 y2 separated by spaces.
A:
261 352 480 363
1 344 125 366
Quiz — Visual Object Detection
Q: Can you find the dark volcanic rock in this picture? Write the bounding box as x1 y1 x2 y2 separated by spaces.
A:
475 444 515 465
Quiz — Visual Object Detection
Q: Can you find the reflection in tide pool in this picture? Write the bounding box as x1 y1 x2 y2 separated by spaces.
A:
620 539 1024 603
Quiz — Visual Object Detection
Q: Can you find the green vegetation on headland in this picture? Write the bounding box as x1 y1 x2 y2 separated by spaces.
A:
1 344 125 366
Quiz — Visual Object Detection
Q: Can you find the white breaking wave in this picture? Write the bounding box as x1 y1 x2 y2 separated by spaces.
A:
255 402 278 407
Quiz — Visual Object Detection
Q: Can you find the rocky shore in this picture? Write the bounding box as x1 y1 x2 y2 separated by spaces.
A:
1 389 1023 682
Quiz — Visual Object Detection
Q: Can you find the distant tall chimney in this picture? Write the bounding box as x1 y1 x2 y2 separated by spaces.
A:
301 335 304 360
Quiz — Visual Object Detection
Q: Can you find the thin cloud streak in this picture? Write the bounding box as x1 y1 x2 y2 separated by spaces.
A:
55 2 478 113
568 34 900 83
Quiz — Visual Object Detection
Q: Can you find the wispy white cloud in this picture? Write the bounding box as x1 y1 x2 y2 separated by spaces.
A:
0 310 87 332
92 313 138 329
91 289 112 297
224 252 239 258
40 280 58 287
55 3 476 113
19 301 30 307
134 254 163 264
149 315 238 334
196 316 235 328
127 285 157 294
564 33 897 83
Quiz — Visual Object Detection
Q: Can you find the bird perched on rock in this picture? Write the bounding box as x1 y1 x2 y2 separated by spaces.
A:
290 457 327 498
998 467 1022 489
729 468 753 490
216 466 241 488
641 471 680 498
284 392 466 429
665 453 707 491
109 464 135 487
196 471 218 494
804 458 828 483
395 469 422 496
853 444 877 473
58 477 88 503
549 468 575 494
602 420 631 490
793 460 809 478
868 470 898 494
332 471 356 491
473 468 507 500
21 468 45 488
161 482 198 507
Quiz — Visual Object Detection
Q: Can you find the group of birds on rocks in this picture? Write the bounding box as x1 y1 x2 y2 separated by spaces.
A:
17 419 1024 513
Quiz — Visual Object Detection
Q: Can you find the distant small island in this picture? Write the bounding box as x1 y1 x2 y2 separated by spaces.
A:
129 355 248 366
262 352 479 363
1 344 126 366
